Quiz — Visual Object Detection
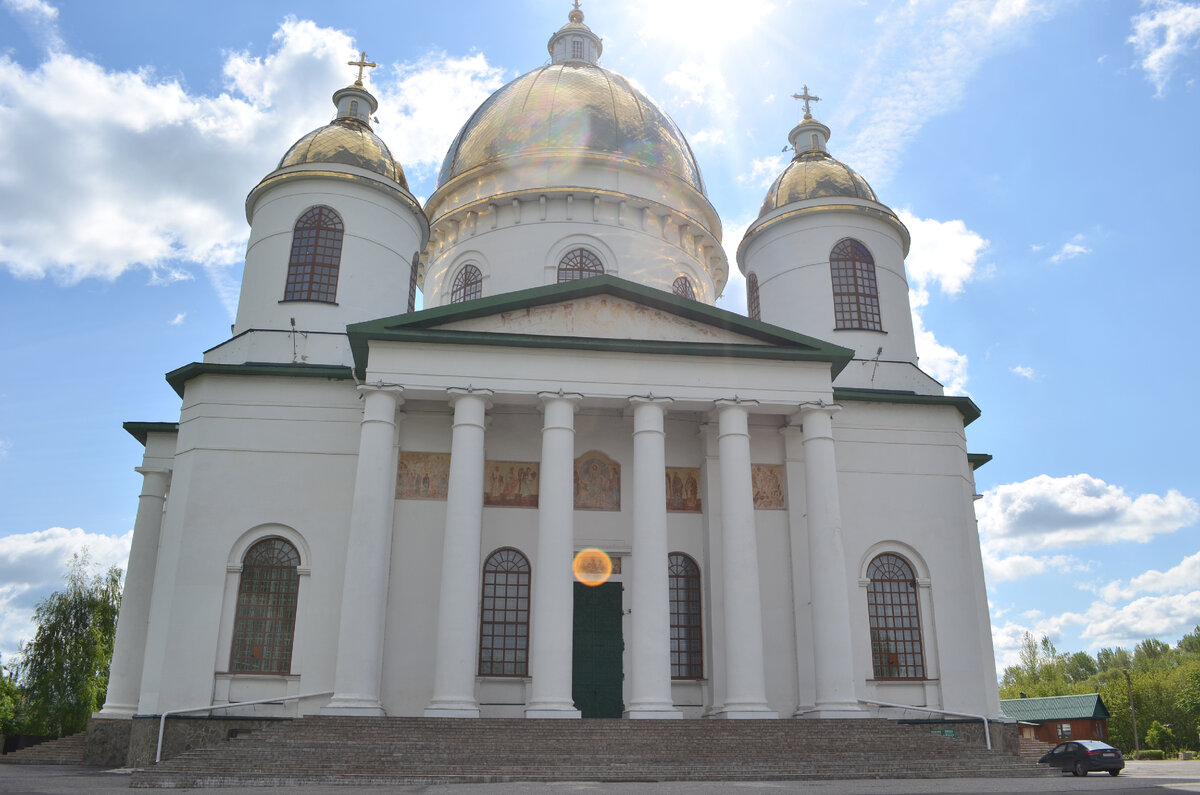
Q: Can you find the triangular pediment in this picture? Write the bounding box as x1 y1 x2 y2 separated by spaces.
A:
347 276 852 378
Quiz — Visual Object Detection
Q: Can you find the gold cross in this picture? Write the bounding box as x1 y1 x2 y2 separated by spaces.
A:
348 51 377 87
792 85 821 119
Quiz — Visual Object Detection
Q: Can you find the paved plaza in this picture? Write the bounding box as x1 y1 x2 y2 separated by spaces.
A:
3 761 1200 795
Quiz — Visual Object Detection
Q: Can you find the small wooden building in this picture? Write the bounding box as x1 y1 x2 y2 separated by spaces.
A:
1000 694 1111 744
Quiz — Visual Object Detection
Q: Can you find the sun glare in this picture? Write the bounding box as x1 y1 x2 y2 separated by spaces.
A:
631 0 775 52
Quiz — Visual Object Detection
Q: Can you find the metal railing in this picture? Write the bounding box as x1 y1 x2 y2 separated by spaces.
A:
857 697 999 751
155 691 333 763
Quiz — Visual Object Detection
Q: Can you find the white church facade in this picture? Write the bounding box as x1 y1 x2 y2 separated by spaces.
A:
100 6 1001 731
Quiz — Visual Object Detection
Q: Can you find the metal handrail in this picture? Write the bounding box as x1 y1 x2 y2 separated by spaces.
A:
155 690 333 763
857 697 999 751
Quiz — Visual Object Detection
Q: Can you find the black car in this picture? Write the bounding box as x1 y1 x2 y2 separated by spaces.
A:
1039 740 1125 776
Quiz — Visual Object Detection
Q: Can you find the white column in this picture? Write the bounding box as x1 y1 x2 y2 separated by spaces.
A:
713 400 776 718
99 466 171 717
796 403 864 717
625 397 682 719
323 385 403 716
526 392 582 718
425 388 492 717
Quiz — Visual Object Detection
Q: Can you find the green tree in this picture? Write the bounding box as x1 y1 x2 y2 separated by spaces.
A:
14 553 122 737
0 655 23 742
1063 650 1099 683
1145 720 1177 753
999 633 1070 698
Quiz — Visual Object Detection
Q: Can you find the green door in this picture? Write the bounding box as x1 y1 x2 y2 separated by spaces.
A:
572 581 624 718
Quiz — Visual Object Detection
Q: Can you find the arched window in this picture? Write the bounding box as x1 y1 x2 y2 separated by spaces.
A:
669 552 703 679
672 276 696 300
230 538 300 674
746 272 761 320
866 553 924 680
557 248 604 283
830 238 882 331
451 264 483 303
479 548 531 676
284 206 344 303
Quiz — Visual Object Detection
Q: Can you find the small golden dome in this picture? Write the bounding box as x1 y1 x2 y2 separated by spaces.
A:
436 63 705 196
758 150 876 216
279 117 409 191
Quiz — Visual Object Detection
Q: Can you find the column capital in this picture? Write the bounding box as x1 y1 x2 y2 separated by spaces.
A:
791 401 841 440
357 382 404 397
448 386 494 407
628 395 674 407
714 397 761 410
795 400 841 420
537 390 584 403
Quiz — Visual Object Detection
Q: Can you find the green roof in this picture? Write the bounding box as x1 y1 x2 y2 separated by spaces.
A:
999 694 1110 722
164 362 354 398
122 421 179 446
346 275 855 381
832 387 982 427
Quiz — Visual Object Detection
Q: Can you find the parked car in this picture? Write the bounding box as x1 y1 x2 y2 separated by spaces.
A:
1039 740 1125 776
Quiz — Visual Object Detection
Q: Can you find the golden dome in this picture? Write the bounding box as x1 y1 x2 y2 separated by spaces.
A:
279 117 409 191
758 150 876 216
435 63 705 196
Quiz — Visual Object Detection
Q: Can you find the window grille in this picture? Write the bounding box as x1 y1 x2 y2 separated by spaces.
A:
669 552 703 679
557 248 604 283
230 538 301 674
866 553 925 679
479 548 531 676
284 206 344 303
451 264 483 303
672 276 696 299
747 272 761 320
407 252 419 313
572 39 583 60
830 238 882 331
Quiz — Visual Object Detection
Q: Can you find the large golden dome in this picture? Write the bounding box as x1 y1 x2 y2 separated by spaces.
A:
280 117 409 191
435 62 705 196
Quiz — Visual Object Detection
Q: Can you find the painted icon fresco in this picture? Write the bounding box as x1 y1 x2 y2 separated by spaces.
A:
574 450 620 511
396 452 451 500
484 461 540 507
665 467 702 512
752 464 786 509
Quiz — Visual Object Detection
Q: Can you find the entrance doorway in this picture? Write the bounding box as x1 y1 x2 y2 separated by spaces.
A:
571 581 624 718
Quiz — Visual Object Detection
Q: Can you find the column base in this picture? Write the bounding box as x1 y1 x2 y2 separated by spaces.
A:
423 706 480 718
525 708 582 719
712 707 779 720
795 703 869 719
625 708 683 719
321 696 386 717
95 704 136 719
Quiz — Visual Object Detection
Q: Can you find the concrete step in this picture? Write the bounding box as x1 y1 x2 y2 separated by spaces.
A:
0 732 88 765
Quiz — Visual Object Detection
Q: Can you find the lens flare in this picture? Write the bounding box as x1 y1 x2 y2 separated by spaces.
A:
573 547 612 586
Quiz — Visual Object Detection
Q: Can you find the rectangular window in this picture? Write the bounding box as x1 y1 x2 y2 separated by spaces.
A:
1057 723 1073 739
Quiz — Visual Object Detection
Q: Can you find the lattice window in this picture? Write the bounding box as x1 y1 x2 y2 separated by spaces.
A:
747 272 761 320
557 248 604 283
407 251 419 313
866 553 925 680
572 39 583 60
284 206 344 303
669 552 703 679
479 548 531 676
230 538 300 674
451 264 482 303
672 276 696 300
830 238 882 331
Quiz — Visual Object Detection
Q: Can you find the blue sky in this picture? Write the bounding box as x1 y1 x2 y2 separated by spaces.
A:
1 0 1198 676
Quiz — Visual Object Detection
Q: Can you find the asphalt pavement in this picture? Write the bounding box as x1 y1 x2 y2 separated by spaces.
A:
2 760 1200 794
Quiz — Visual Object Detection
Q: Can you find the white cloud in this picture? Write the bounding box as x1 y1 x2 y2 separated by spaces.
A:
1049 233 1091 263
169 312 186 326
4 0 57 20
739 154 787 188
1011 364 1035 379
715 214 756 313
0 19 504 316
977 473 1199 552
1080 591 1200 647
0 527 132 661
838 0 1057 185
1098 548 1200 602
629 0 776 53
690 128 727 148
1129 0 1200 96
664 58 734 112
898 211 989 395
985 552 1089 583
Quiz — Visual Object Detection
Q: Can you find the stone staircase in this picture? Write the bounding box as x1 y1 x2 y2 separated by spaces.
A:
0 732 87 765
1018 736 1055 759
131 717 1054 788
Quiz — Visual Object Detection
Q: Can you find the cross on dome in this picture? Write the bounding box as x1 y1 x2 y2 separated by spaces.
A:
348 52 378 87
792 85 821 120
570 0 584 23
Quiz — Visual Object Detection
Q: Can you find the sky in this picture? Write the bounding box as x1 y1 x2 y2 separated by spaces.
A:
1 0 1198 679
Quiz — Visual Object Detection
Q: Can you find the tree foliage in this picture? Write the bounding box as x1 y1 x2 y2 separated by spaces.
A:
13 553 122 737
1001 625 1200 753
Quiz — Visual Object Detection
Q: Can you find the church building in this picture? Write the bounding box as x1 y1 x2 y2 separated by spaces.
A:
100 5 1001 732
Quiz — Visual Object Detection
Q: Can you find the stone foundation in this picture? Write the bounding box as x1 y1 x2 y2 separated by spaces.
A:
84 718 132 766
899 718 1021 754
127 715 291 768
